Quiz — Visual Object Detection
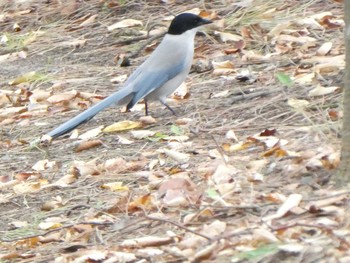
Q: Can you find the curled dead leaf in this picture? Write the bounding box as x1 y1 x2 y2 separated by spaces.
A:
74 139 103 152
121 236 174 247
160 149 190 164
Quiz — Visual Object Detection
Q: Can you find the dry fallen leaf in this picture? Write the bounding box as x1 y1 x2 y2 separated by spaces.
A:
263 194 303 221
9 71 38 85
74 139 103 152
103 120 142 133
214 31 243 42
160 149 190 164
287 98 310 110
32 159 56 171
79 14 98 27
101 182 129 191
130 130 156 139
13 182 42 194
121 236 174 247
316 42 333 56
0 106 27 119
107 19 143 31
78 126 104 140
50 173 78 187
47 91 78 104
308 85 340 96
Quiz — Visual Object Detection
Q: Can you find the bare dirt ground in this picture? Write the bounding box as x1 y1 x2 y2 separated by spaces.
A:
0 0 347 262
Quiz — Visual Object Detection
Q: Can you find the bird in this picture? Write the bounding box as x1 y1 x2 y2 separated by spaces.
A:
46 13 212 139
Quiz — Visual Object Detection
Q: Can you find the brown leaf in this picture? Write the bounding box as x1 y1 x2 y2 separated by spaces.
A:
15 172 41 181
74 139 103 152
47 91 78 104
121 235 174 247
260 128 277 137
71 160 101 176
0 106 27 119
319 15 344 29
128 194 153 212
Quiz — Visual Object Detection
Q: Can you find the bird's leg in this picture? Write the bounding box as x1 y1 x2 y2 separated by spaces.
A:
160 100 177 115
144 99 149 116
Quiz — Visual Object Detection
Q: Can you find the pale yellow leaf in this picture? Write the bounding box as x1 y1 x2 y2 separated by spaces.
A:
308 85 340 96
101 182 129 191
78 126 104 140
160 149 190 164
9 71 37 85
288 98 310 109
103 120 142 132
108 19 143 31
214 31 243 42
130 130 155 139
38 222 62 230
212 89 230 98
52 173 78 187
293 72 315 84
117 135 134 144
13 182 41 194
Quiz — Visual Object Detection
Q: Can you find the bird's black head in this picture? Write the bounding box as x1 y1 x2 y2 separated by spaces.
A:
168 13 212 35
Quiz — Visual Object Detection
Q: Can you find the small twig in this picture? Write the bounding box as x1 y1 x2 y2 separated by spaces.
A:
145 214 211 241
209 228 254 243
0 221 113 242
209 134 227 165
304 190 350 202
229 90 280 104
267 222 334 232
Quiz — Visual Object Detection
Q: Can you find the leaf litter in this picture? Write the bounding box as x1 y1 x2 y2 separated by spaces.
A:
0 0 347 262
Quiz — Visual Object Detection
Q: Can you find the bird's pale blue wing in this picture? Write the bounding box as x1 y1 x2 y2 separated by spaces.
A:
127 62 185 108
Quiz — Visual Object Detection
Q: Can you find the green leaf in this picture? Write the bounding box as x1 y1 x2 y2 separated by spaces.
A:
170 125 183 136
236 243 279 260
147 132 167 142
206 188 219 199
275 72 293 87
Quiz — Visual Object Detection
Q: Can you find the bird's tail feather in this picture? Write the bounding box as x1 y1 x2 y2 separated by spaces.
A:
47 88 133 138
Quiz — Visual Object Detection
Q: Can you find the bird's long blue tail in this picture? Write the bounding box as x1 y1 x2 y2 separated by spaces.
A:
47 88 133 138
